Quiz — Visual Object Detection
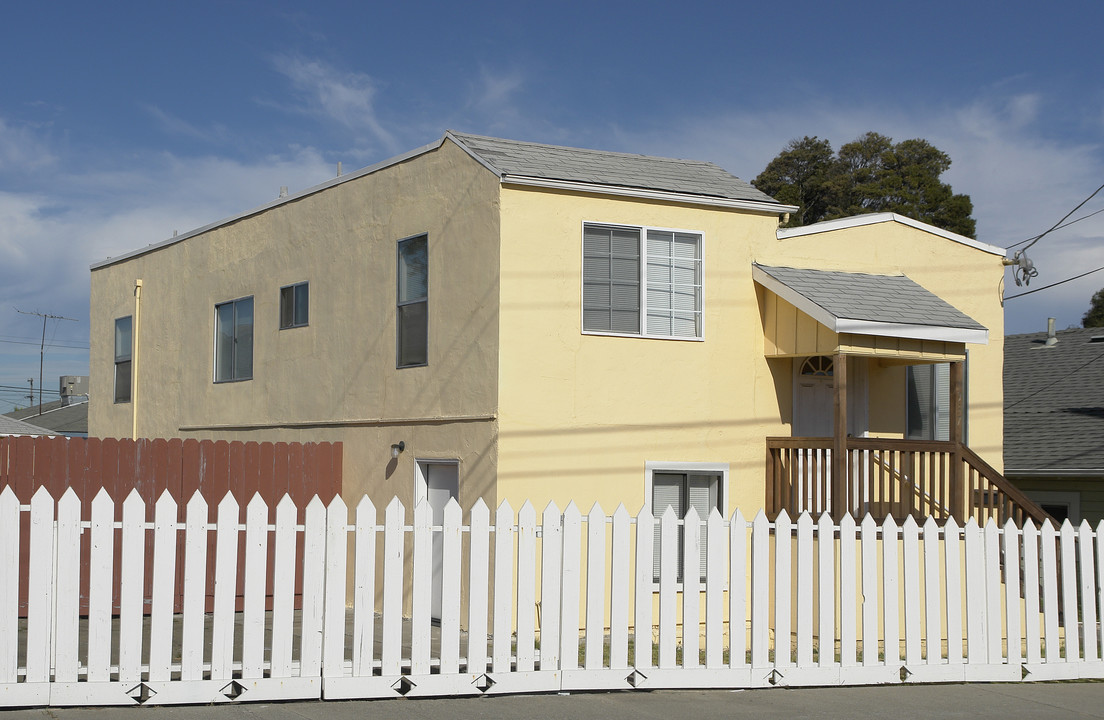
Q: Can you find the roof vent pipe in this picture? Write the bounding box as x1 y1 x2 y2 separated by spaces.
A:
1046 317 1058 346
279 186 288 198
337 162 342 177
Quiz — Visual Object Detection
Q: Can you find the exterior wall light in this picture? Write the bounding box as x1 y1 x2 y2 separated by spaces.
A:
391 441 405 459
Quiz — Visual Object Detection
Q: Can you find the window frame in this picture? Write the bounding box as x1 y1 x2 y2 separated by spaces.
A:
581 221 705 341
644 461 728 587
906 355 968 443
396 233 429 369
213 295 254 383
113 315 132 404
279 281 309 330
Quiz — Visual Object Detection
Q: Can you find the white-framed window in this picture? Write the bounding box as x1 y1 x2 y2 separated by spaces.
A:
113 315 132 404
1024 490 1080 525
397 234 428 368
214 296 253 382
645 461 727 583
279 281 309 329
582 223 703 339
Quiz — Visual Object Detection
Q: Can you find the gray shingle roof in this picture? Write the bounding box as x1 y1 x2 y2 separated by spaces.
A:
1004 327 1104 473
0 414 49 436
448 131 781 205
753 264 986 332
4 398 88 435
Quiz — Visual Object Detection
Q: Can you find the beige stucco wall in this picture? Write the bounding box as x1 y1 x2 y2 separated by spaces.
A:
89 139 502 511
495 198 1007 518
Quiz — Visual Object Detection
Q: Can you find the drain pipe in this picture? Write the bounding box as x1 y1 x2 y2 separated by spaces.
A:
132 279 143 440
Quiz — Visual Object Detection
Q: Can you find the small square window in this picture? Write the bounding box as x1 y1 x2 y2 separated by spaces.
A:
648 464 725 583
280 282 309 329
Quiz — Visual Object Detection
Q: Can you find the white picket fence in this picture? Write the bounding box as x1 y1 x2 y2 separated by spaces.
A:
2 486 1103 708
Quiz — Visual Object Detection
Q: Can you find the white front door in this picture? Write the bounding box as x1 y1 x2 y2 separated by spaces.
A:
415 461 459 621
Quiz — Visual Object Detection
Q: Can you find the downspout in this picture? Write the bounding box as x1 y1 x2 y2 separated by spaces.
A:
132 279 143 441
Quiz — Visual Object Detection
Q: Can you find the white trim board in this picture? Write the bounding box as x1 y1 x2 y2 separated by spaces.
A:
776 213 1006 257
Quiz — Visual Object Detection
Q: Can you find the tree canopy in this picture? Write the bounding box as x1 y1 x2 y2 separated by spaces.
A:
1083 288 1104 328
752 132 976 238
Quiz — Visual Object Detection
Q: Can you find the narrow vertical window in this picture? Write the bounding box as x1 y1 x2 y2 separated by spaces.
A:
906 363 951 441
114 316 132 403
280 282 309 329
214 296 254 382
397 234 428 367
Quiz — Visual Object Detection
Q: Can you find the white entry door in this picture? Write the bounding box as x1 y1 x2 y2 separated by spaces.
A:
415 461 459 621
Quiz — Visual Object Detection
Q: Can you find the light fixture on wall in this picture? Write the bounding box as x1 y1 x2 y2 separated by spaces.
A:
390 441 405 459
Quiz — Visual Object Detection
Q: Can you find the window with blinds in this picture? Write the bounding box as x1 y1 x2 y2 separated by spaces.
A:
651 471 721 583
906 363 952 441
583 223 702 339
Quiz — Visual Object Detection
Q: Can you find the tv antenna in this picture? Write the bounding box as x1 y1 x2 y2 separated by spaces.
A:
15 308 78 417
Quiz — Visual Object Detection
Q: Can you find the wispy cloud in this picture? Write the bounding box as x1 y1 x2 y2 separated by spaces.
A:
271 55 397 153
141 104 230 144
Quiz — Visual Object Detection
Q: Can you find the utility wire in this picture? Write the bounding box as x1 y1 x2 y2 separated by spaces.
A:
1004 264 1104 300
1013 181 1104 252
1007 206 1104 249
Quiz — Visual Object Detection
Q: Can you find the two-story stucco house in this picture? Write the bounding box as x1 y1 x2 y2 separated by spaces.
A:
90 131 1043 561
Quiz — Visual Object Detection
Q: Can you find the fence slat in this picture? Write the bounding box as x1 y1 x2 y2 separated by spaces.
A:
633 509 654 670
117 489 145 685
944 517 964 665
751 511 769 668
1060 521 1080 660
322 495 349 679
149 490 178 682
559 503 581 671
493 501 514 674
1003 519 1023 666
440 499 463 674
796 513 813 668
584 503 606 670
271 495 298 678
467 500 490 676
87 488 114 683
983 520 1002 663
516 502 537 672
1022 520 1041 665
964 519 986 664
705 509 724 669
541 502 564 671
729 510 748 670
817 512 835 668
882 516 900 666
350 496 376 678
902 516 921 667
1040 521 1060 662
411 499 432 675
658 507 678 669
0 488 18 683
181 491 208 682
774 510 792 668
682 506 701 670
1079 520 1098 662
211 492 239 681
839 514 856 667
243 494 269 679
380 498 404 677
860 515 877 667
53 489 81 683
609 505 631 670
300 496 327 678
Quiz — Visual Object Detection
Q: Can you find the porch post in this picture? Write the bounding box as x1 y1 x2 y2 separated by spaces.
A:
832 352 848 520
949 360 966 521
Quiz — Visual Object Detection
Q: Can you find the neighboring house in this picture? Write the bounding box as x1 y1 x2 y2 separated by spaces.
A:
4 376 89 438
1005 323 1104 524
0 414 50 437
89 131 1031 585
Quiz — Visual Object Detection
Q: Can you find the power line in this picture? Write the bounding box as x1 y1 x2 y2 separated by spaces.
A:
1014 181 1104 253
1005 349 1104 410
1008 206 1104 249
1004 264 1104 300
0 337 90 350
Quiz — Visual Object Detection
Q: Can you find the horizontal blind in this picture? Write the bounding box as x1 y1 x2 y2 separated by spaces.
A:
583 224 640 333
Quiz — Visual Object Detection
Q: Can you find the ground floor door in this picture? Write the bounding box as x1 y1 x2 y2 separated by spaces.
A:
415 460 459 621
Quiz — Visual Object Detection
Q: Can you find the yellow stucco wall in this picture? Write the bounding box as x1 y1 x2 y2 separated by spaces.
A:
495 199 1006 518
89 139 503 511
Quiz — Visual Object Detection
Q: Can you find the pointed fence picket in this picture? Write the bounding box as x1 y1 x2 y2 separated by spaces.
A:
6 489 1104 709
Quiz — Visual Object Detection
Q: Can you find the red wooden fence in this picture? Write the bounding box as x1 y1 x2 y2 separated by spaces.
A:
0 436 343 616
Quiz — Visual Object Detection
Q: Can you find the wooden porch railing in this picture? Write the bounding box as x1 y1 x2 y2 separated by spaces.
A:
766 437 1053 526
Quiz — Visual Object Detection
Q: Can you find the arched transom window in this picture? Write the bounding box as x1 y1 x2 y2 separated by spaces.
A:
799 355 834 377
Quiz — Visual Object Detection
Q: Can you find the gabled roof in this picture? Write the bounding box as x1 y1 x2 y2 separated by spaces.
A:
4 398 88 435
447 131 786 208
0 414 50 436
1004 327 1104 474
752 264 988 344
92 131 792 270
776 212 1006 257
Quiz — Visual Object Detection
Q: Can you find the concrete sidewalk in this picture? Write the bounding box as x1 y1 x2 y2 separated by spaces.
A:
4 682 1104 719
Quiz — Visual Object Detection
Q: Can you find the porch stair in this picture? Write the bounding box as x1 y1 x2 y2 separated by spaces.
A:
766 437 1053 527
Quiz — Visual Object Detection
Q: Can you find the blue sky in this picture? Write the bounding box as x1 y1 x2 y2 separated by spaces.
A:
1 1 1103 413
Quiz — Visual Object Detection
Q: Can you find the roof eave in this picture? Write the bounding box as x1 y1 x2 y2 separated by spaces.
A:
776 212 1006 257
1005 468 1104 478
502 175 796 215
752 264 989 345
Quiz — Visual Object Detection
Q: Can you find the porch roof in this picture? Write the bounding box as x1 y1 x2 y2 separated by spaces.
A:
752 264 989 345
